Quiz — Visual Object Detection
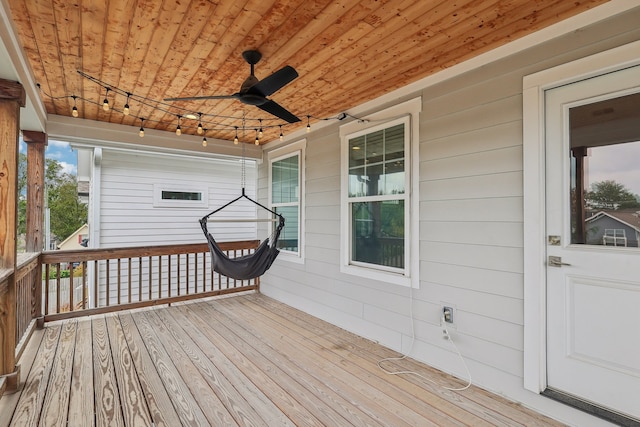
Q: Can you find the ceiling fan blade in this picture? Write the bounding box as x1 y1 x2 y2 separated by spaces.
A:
249 66 298 97
257 99 300 123
164 94 240 102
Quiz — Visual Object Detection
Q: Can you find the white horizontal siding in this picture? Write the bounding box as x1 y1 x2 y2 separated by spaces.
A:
99 150 258 248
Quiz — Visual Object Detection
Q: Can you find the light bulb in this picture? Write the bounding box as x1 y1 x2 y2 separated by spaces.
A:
197 123 203 134
72 106 78 117
139 127 144 137
176 125 181 136
259 128 263 138
103 99 109 111
234 136 239 145
202 137 207 147
123 103 130 115
255 137 259 145
280 132 284 142
306 124 311 133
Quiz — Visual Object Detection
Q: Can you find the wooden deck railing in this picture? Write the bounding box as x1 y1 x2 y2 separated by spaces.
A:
15 253 41 360
39 240 261 322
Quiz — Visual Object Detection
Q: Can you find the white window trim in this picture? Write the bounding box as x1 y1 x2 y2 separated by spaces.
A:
153 183 208 208
339 97 421 288
522 40 640 394
267 139 306 263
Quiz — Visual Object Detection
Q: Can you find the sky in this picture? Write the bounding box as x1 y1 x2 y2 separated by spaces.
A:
19 137 77 175
587 141 640 197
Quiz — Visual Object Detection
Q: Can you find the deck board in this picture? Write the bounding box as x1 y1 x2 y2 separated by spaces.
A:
0 293 567 427
92 316 125 426
68 318 95 427
39 321 76 425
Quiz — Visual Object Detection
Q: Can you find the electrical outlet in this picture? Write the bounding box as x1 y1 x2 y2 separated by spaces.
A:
443 306 454 323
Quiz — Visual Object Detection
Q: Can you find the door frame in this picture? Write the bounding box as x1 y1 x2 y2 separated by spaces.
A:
522 39 640 394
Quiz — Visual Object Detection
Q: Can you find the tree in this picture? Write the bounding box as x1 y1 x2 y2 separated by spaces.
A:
585 180 640 210
17 155 87 246
17 153 27 235
48 175 87 240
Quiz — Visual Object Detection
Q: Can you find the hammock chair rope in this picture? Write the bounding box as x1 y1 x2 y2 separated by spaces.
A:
200 127 285 280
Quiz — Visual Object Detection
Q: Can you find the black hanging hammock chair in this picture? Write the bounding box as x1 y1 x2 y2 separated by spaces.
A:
200 188 285 280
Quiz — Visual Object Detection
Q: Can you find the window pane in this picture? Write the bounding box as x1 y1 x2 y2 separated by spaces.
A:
348 124 405 197
161 190 201 201
275 206 299 252
272 155 299 204
351 200 404 268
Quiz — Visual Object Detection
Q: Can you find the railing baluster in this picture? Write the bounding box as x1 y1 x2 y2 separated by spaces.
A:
93 260 98 308
106 259 110 307
177 254 181 296
128 258 132 304
195 252 199 293
55 264 61 313
44 264 50 315
69 262 74 312
138 257 142 302
158 255 162 299
117 258 121 305
82 261 87 309
148 256 152 301
186 253 190 294
168 255 172 298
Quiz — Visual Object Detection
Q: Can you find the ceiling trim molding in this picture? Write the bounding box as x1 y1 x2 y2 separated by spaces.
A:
47 114 262 160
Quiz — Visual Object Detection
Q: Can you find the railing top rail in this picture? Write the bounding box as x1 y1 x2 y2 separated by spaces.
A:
41 240 260 263
0 268 12 284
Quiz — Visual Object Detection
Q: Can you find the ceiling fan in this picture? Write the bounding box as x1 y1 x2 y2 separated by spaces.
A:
164 50 300 123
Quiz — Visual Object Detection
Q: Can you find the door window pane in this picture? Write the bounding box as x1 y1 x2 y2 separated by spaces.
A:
570 92 640 247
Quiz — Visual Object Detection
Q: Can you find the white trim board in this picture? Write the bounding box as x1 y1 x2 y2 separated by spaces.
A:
522 39 640 394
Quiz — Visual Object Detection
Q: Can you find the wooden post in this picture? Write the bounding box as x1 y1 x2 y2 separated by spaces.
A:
23 131 46 323
0 78 26 392
571 146 588 244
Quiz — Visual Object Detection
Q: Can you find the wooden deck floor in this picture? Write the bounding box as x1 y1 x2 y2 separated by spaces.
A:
0 293 565 426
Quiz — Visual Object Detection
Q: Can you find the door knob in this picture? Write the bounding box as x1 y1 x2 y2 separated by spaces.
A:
548 255 571 267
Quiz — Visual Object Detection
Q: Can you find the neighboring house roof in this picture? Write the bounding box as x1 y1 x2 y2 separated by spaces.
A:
57 224 89 250
586 211 640 233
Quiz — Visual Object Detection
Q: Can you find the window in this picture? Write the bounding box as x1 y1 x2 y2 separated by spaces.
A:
269 140 305 259
153 184 208 207
340 98 420 287
347 119 408 271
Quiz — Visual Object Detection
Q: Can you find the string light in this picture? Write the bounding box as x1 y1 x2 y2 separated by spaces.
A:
71 95 78 117
123 92 131 115
102 87 110 111
202 128 207 147
197 113 204 135
175 115 182 136
44 72 344 142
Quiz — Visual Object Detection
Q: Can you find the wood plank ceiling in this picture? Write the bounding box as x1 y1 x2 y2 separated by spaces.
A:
7 0 609 144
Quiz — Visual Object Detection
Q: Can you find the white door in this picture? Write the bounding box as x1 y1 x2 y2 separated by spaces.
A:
545 64 640 423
